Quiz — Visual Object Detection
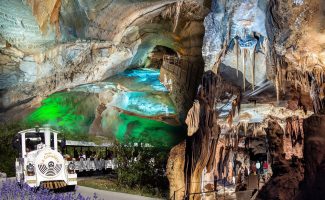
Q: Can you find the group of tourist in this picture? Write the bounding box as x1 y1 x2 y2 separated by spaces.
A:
250 160 269 175
236 159 271 191
74 149 99 160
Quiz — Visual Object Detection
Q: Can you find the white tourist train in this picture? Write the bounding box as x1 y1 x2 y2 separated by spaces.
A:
13 126 77 190
13 126 118 189
60 140 117 172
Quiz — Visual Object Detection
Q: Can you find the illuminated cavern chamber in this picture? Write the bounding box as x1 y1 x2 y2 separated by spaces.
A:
26 68 185 148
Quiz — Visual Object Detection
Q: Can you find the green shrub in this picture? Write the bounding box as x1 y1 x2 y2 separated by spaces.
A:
0 122 28 177
113 140 169 197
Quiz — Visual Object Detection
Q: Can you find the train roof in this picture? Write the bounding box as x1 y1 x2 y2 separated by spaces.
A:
59 140 113 148
16 127 60 135
58 140 153 148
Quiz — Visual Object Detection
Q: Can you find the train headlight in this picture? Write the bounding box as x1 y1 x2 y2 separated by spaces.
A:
68 162 75 173
27 163 35 175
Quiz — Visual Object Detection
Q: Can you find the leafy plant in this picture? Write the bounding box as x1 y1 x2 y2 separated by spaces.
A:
113 140 169 198
0 122 28 177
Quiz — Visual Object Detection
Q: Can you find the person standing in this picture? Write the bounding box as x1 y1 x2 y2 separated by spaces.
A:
256 161 261 174
263 161 268 174
251 161 257 175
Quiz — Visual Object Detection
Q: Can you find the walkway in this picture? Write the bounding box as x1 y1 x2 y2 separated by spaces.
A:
75 185 159 200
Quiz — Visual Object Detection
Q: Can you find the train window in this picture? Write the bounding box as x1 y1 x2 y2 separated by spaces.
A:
25 133 44 152
12 137 22 155
50 133 55 150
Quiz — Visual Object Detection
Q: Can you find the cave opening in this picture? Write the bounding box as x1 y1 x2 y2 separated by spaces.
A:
147 45 179 69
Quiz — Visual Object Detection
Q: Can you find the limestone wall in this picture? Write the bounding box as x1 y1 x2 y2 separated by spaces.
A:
159 56 202 119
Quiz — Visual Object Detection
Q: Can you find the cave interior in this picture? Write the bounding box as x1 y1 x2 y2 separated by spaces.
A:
1 0 325 200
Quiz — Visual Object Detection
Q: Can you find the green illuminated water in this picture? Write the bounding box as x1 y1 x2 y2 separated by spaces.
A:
26 68 185 147
102 109 183 147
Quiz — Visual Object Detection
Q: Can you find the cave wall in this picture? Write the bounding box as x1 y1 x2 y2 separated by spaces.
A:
160 60 201 119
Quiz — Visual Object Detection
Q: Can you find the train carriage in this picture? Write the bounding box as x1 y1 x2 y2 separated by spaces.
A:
60 140 117 173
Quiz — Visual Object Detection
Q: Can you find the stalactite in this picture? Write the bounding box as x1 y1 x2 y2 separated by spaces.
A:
298 118 304 141
292 117 299 146
285 117 304 148
235 38 239 77
310 78 322 114
279 60 283 89
294 71 298 90
242 48 246 91
243 121 248 136
251 45 256 90
238 36 257 91
320 70 324 84
173 1 183 33
276 60 281 89
275 73 280 103
286 118 292 137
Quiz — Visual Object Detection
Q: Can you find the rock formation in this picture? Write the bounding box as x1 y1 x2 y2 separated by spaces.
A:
168 0 325 199
167 141 186 200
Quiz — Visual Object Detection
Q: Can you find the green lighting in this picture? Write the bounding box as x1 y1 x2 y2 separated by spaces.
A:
102 109 185 147
25 92 98 134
